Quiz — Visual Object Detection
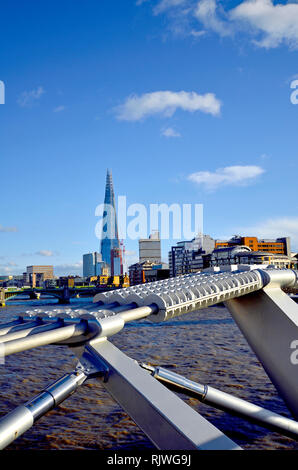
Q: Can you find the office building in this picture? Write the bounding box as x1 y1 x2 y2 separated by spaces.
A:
215 236 291 256
139 231 161 264
26 265 54 287
83 252 106 278
129 261 169 286
169 234 215 277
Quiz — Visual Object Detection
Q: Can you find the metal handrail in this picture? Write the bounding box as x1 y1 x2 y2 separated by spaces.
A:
0 267 297 450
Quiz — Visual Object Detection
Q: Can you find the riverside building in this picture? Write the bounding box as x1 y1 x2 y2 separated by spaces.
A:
26 265 54 287
169 234 215 277
215 236 291 256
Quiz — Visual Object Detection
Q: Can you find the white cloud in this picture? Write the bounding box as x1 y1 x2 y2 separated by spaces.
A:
17 86 45 107
0 262 18 267
188 165 265 190
35 250 55 257
189 29 207 37
53 105 66 113
114 90 221 121
0 225 18 233
194 0 232 37
162 127 181 137
0 262 19 275
54 261 83 276
144 0 298 49
235 216 298 250
230 0 298 49
154 0 187 14
229 0 298 49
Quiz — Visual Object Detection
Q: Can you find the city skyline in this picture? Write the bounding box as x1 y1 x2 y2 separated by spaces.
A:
1 1 298 276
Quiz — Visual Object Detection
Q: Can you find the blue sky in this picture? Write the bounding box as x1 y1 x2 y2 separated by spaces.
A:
1 0 298 276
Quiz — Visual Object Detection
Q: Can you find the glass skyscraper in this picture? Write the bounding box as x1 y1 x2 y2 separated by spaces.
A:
100 169 122 275
83 252 104 278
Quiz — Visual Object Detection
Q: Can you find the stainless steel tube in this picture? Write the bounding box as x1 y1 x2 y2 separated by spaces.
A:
0 320 41 337
0 405 34 450
0 322 88 356
119 304 159 323
0 318 25 336
26 371 86 419
203 385 298 440
142 364 298 440
0 321 64 343
110 303 137 313
0 371 86 449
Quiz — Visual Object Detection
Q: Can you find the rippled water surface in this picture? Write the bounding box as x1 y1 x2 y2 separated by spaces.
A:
0 296 297 451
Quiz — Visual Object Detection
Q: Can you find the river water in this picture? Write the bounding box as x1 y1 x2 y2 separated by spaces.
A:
0 296 297 451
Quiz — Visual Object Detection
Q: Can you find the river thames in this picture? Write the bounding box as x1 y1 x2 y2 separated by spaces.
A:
0 296 297 450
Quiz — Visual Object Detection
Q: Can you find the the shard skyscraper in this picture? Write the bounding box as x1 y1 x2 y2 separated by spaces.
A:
100 169 122 275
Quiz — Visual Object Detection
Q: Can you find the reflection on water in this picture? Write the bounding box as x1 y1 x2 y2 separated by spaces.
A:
0 297 297 450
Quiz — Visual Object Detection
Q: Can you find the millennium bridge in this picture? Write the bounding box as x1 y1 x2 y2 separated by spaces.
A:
1 266 298 450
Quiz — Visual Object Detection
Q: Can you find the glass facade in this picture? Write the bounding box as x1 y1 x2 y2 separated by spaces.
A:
100 169 122 275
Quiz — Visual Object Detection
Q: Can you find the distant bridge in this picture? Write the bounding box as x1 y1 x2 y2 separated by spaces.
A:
0 286 117 306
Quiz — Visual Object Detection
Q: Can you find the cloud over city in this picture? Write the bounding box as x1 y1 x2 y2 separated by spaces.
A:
54 261 83 276
0 261 19 275
114 90 221 121
35 250 57 257
188 165 265 190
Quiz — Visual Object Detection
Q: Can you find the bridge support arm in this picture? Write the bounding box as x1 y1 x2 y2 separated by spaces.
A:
85 339 241 450
225 287 298 419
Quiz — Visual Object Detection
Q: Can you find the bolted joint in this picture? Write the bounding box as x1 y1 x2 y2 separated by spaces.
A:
75 347 110 382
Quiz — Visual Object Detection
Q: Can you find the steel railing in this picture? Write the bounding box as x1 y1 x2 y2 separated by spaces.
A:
0 267 297 450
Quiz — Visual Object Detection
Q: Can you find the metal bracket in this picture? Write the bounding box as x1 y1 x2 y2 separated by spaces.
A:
75 347 110 382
